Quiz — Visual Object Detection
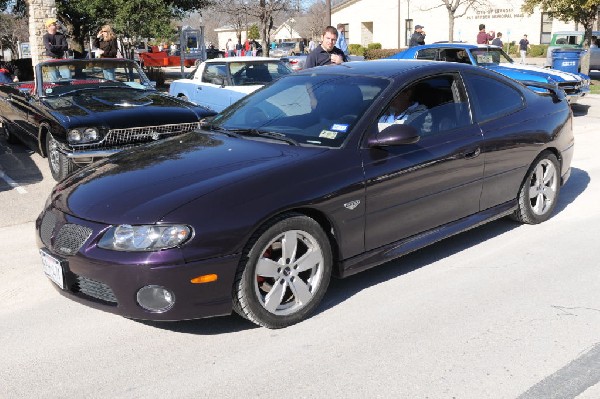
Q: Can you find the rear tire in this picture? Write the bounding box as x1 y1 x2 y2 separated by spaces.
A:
232 214 332 329
46 133 75 181
511 151 560 224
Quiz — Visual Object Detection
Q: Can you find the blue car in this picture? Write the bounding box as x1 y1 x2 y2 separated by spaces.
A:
389 43 590 103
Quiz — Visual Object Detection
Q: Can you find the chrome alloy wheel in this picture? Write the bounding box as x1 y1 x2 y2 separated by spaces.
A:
528 158 558 216
47 136 61 174
253 230 325 316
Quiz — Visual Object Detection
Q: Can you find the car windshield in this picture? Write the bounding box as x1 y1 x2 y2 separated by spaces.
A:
38 60 150 96
470 48 514 66
278 43 296 49
211 74 389 147
229 61 292 85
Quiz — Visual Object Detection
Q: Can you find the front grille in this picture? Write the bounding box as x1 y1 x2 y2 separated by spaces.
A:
54 224 92 256
72 122 200 152
76 276 117 304
40 211 57 248
558 82 580 95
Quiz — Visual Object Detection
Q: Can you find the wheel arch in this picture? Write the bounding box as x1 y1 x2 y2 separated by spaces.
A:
38 122 52 157
242 207 343 278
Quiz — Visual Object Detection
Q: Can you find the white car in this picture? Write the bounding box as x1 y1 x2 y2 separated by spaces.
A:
168 57 292 112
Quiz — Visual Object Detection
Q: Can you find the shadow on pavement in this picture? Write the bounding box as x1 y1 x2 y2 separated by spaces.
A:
571 103 591 117
0 137 43 192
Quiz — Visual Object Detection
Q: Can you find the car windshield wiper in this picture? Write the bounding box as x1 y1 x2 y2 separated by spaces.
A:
201 124 242 138
229 129 299 146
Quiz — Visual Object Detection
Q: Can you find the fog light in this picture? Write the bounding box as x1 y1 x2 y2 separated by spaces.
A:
136 285 175 313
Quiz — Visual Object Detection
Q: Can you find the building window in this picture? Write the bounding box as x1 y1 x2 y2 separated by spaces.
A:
405 19 413 47
540 12 553 44
341 23 349 43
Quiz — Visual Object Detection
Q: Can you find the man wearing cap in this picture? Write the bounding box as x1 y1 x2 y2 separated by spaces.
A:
409 25 426 48
42 18 68 59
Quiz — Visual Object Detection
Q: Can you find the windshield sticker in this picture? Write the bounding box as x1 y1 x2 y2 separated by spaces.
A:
319 130 338 139
45 88 53 94
331 123 349 132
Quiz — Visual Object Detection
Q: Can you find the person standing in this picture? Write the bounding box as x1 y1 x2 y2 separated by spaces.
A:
308 39 316 52
94 25 118 80
305 26 348 69
42 18 68 59
226 38 235 57
335 23 349 56
476 24 495 44
299 40 305 54
519 34 530 63
491 32 503 48
408 25 426 47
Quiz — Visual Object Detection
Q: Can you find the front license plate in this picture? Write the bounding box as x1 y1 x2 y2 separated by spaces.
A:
40 249 65 290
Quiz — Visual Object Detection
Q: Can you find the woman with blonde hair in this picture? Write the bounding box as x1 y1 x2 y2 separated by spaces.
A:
94 25 118 80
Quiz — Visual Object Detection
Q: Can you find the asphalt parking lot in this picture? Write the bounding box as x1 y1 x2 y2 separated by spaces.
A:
1 94 599 398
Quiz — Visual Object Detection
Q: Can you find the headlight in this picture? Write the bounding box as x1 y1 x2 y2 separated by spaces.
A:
98 224 192 251
67 127 99 144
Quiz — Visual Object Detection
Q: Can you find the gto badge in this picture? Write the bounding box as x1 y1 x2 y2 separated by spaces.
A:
344 200 361 210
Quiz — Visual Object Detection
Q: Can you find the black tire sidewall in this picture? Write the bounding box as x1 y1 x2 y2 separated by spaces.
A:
236 215 332 329
45 133 71 181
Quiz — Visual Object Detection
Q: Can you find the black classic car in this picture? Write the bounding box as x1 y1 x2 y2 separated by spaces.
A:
0 59 215 180
37 60 573 328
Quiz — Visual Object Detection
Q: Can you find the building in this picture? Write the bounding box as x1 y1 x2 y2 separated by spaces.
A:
332 0 586 49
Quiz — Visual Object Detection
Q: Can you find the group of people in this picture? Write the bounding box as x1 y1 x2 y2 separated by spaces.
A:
226 38 263 57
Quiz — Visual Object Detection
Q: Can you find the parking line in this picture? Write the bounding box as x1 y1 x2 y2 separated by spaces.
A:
0 169 27 194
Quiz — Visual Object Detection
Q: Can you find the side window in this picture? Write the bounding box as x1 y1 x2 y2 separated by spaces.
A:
465 73 524 121
415 48 437 60
202 64 227 85
377 74 472 137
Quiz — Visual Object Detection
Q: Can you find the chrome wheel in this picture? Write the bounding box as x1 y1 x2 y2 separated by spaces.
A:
254 230 325 316
512 152 561 224
47 135 60 174
528 159 558 215
233 214 333 328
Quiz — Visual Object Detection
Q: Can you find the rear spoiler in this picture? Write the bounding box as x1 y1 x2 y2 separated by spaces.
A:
520 80 565 103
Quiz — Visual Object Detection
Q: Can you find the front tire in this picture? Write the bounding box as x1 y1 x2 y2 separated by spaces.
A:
233 214 333 329
46 133 75 181
512 151 560 224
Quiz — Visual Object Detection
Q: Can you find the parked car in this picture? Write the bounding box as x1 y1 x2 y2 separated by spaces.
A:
168 56 292 112
280 54 307 71
389 43 591 103
545 30 600 70
37 60 573 329
0 58 215 181
270 41 303 58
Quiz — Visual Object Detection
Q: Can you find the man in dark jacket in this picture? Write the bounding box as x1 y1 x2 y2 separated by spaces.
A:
305 26 348 69
408 25 426 47
42 18 68 59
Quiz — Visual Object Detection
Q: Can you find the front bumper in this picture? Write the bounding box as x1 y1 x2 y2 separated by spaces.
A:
36 208 240 321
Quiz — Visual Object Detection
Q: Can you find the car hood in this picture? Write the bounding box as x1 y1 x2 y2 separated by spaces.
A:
51 132 326 224
43 88 207 128
486 63 582 83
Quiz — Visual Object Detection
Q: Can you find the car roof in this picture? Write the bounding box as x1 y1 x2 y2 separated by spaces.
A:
204 56 277 63
295 59 483 79
409 43 500 50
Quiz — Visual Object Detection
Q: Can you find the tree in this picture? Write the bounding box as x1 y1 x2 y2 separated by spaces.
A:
421 0 490 42
55 0 211 54
248 24 261 40
298 0 327 41
0 13 28 57
522 0 598 74
247 0 292 56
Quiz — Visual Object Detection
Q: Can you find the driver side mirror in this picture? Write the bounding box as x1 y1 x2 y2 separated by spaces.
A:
368 124 420 148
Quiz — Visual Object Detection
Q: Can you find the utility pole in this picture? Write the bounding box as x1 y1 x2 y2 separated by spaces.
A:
326 0 331 27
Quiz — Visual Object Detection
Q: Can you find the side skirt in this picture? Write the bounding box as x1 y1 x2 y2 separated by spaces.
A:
338 200 517 278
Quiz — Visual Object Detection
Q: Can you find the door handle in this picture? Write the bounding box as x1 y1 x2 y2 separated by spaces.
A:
464 147 481 159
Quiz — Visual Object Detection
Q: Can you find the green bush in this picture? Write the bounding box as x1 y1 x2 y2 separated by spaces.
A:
367 43 382 50
348 43 365 56
529 44 547 57
364 48 402 60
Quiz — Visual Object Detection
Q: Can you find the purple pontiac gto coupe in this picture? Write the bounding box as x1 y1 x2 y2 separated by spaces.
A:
37 60 574 328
